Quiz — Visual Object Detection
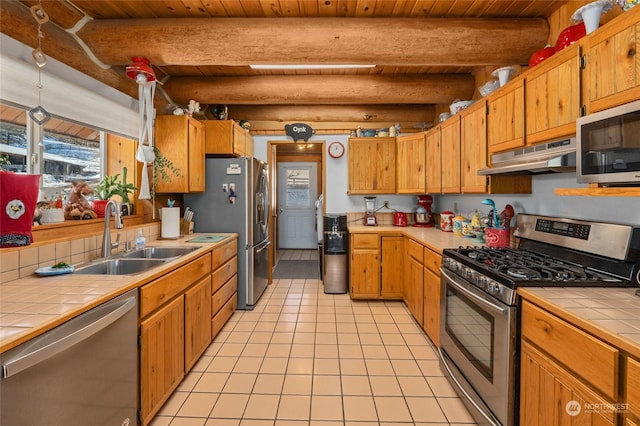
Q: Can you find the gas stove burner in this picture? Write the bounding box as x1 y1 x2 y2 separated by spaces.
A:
506 267 540 280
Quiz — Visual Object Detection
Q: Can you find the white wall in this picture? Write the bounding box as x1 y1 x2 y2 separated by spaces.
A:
254 134 640 226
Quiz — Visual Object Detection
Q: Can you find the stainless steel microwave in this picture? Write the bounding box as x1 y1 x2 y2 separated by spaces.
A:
576 99 640 185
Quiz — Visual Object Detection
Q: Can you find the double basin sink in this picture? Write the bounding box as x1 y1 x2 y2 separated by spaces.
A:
74 246 201 275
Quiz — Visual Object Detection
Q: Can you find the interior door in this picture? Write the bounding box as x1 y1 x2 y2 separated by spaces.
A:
277 162 318 249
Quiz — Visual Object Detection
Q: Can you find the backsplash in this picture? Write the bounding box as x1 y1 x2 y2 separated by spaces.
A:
0 223 160 283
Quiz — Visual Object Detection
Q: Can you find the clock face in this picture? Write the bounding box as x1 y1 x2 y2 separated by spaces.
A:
328 141 345 158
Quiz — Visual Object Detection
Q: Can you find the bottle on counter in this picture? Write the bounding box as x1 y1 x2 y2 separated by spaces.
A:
135 228 146 249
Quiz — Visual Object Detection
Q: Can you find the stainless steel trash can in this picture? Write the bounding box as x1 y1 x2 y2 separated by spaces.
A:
323 215 348 294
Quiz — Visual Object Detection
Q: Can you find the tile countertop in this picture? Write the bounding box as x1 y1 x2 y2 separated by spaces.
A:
519 287 640 359
347 224 487 253
0 233 237 354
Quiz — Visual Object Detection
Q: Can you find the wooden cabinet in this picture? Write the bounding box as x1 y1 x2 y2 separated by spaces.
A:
425 127 442 194
140 296 185 426
487 77 525 155
204 120 254 157
348 137 396 194
460 100 487 193
525 43 582 145
396 132 426 194
184 275 212 371
155 115 205 193
405 239 424 325
519 300 622 426
210 237 238 339
625 357 640 425
350 233 403 299
422 246 441 347
350 234 380 299
586 6 640 113
440 115 461 193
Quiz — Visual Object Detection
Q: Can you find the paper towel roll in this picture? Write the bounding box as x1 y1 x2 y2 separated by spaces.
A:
161 207 180 239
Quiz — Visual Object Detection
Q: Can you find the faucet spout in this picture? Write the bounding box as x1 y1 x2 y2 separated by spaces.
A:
101 200 123 258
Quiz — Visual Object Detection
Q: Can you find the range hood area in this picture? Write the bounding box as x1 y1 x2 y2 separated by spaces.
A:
478 137 576 176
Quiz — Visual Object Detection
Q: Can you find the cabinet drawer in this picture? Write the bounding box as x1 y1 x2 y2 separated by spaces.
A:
212 293 237 340
212 275 237 316
212 256 237 294
140 253 212 318
521 301 619 399
423 247 441 275
212 238 238 270
407 239 423 262
352 234 379 249
627 357 640 419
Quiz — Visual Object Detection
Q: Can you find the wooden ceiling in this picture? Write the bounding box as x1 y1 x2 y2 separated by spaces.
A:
1 0 573 133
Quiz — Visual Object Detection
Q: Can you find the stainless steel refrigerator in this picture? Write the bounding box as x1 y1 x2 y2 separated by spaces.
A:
185 157 270 310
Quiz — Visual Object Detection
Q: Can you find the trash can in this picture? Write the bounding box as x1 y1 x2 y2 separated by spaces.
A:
323 215 348 294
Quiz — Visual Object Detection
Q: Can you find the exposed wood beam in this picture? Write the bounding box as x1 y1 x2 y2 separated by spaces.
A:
77 17 548 67
165 74 475 105
226 105 436 124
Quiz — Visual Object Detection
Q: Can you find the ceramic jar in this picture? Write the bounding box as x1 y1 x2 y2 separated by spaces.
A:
440 211 455 232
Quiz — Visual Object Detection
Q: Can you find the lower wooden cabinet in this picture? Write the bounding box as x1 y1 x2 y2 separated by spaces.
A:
184 275 212 371
422 256 441 346
626 357 640 425
350 233 404 299
140 297 185 426
405 252 424 325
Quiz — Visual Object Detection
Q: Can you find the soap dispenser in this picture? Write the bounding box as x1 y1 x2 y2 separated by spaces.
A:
135 228 146 249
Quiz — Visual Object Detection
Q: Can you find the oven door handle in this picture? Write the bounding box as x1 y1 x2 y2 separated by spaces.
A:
441 268 509 316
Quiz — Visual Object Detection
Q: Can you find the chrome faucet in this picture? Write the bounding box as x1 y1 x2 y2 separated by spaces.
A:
101 200 123 258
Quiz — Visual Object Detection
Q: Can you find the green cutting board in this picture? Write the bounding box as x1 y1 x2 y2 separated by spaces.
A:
186 235 228 243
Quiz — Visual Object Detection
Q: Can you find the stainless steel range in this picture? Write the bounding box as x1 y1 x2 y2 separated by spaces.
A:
439 214 640 426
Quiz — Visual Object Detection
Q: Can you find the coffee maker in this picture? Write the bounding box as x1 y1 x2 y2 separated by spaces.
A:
363 196 377 226
413 195 433 227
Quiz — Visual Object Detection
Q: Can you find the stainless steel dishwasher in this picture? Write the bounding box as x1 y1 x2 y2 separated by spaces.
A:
0 289 138 426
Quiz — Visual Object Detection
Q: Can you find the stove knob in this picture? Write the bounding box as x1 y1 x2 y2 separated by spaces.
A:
476 275 487 287
463 267 474 280
487 282 500 295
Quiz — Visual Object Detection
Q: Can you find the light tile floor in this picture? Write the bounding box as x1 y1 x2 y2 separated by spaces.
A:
150 251 477 426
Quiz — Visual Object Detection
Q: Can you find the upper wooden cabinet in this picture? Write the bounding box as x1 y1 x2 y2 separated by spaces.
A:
440 114 461 193
425 127 442 194
204 120 254 157
155 115 205 193
348 137 396 194
525 43 582 145
396 132 426 194
487 77 525 155
586 6 640 113
460 100 488 193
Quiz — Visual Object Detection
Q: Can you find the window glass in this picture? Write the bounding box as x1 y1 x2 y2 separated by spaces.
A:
0 104 28 172
285 168 310 208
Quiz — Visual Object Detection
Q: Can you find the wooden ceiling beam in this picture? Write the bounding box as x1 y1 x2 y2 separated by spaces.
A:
164 74 475 105
77 17 549 67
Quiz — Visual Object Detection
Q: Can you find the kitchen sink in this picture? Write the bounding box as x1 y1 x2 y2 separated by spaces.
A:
121 246 201 259
74 258 166 275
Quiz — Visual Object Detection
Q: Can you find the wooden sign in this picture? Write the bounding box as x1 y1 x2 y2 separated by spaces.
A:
285 123 315 141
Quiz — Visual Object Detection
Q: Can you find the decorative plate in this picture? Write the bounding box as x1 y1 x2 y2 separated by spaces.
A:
571 0 613 23
35 265 75 276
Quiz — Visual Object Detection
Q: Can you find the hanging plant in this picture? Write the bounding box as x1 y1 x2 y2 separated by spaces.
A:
151 146 182 198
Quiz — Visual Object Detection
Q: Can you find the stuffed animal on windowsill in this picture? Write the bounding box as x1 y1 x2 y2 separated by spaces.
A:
64 181 97 220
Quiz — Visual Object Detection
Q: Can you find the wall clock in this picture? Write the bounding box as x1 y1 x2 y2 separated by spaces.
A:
328 141 345 158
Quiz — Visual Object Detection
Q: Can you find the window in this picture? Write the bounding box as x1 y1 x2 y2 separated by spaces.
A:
0 103 103 197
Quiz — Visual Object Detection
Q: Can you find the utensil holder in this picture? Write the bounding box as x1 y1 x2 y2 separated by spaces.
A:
485 227 510 248
180 219 194 235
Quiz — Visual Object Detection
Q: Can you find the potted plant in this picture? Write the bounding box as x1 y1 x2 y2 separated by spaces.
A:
114 167 137 215
93 167 138 217
151 146 182 198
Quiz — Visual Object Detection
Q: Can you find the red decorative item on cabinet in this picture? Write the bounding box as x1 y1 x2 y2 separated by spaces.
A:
554 22 586 52
528 46 556 68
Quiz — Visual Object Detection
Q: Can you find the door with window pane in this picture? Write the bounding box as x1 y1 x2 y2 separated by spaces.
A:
277 162 318 249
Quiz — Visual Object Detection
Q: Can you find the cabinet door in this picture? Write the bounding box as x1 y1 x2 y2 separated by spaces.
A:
396 133 426 194
350 251 380 298
380 236 404 298
526 44 582 145
405 256 424 325
425 127 442 194
140 296 185 425
440 115 461 193
232 124 246 156
487 78 525 154
348 137 396 194
460 100 488 193
520 341 616 426
185 275 212 371
626 357 640 422
423 266 440 347
587 14 640 113
188 118 205 192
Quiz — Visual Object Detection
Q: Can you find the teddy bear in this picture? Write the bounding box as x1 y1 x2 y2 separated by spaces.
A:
64 181 98 220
